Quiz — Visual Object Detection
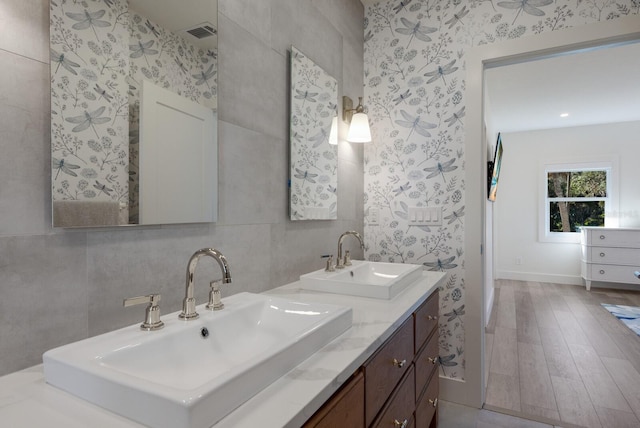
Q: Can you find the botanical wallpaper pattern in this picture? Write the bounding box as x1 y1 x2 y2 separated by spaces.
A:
50 0 217 225
363 0 639 380
50 0 130 217
289 46 339 220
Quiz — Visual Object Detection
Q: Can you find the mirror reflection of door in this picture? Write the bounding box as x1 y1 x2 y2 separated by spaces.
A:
139 81 217 224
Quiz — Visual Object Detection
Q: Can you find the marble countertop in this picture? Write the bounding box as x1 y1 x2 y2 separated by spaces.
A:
0 271 445 428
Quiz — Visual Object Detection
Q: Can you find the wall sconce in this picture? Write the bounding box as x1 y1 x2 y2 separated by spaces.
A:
329 115 338 145
343 96 372 143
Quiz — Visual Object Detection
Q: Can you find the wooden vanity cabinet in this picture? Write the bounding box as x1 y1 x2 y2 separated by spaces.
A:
364 317 414 426
371 365 415 428
303 289 439 428
303 371 365 428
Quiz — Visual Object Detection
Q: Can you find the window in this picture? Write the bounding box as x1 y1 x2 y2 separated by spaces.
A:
539 160 618 243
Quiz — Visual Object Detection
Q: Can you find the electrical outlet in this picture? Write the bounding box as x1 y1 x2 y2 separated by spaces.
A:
369 208 379 226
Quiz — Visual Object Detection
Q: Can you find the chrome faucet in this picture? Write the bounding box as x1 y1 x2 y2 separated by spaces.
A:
336 231 364 269
180 248 232 320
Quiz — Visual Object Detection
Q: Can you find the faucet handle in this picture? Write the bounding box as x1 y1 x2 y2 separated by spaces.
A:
322 254 335 272
123 294 164 331
344 250 352 266
206 280 225 311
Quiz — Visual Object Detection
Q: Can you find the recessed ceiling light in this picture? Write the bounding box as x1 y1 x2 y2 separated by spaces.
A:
560 113 569 118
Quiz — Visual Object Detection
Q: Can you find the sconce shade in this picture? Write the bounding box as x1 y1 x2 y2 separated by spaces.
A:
347 112 371 143
329 116 338 145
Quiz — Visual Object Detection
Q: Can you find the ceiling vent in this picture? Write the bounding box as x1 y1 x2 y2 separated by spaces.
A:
184 22 217 39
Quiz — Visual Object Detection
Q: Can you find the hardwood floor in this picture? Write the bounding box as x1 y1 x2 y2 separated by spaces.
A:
485 280 640 428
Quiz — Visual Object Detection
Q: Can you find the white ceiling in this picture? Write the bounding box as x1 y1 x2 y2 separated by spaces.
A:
485 42 640 133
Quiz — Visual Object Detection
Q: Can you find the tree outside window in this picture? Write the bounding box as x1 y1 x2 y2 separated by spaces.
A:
547 169 608 233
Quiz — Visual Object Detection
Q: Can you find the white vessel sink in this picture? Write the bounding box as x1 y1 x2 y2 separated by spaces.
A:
43 292 352 428
299 260 423 299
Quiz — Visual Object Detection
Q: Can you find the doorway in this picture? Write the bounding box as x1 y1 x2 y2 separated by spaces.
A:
454 14 640 411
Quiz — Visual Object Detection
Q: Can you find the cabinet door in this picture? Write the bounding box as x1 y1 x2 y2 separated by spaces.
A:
415 329 438 401
414 291 439 353
364 317 414 426
416 371 439 427
303 371 365 428
372 365 415 428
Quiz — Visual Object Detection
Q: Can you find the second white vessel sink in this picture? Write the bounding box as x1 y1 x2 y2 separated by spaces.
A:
43 292 352 428
299 260 423 299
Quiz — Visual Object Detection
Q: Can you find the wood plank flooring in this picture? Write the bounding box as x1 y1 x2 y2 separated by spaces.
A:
485 280 640 428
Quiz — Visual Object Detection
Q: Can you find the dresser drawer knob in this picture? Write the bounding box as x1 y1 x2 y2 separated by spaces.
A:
427 315 436 321
599 269 605 275
429 397 438 407
428 356 437 365
393 419 408 428
599 252 605 257
600 235 605 240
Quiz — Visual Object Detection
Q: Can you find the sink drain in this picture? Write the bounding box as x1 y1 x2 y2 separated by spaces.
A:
200 327 209 338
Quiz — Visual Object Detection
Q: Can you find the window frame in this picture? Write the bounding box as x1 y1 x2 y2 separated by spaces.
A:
539 158 619 243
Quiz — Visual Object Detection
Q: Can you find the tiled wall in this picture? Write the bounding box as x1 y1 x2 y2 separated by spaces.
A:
0 0 364 376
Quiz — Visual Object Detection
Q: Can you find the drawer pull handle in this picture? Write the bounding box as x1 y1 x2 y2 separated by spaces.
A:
392 358 406 368
428 356 437 365
600 235 605 240
393 419 408 428
599 252 605 257
600 269 605 275
429 397 438 407
427 315 436 321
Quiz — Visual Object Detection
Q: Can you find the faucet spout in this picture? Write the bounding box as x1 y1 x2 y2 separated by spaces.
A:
336 231 364 269
180 248 232 320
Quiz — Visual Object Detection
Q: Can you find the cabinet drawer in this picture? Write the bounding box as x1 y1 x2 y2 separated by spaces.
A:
586 246 640 266
586 263 640 284
415 371 439 428
372 365 415 428
585 229 640 248
414 291 439 353
364 317 414 426
303 371 365 428
415 330 438 400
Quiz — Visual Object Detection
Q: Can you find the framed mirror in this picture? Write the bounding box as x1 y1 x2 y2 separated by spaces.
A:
289 46 338 221
50 0 218 227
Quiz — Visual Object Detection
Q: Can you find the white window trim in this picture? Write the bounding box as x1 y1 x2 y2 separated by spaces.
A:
538 157 619 244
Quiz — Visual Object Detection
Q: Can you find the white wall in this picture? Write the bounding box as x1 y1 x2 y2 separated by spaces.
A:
495 121 640 284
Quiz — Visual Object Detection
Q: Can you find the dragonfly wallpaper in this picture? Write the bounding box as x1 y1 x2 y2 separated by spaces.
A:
50 0 217 225
289 46 338 220
363 0 639 381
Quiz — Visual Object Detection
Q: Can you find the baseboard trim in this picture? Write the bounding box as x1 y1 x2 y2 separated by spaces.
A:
440 376 482 408
495 270 584 285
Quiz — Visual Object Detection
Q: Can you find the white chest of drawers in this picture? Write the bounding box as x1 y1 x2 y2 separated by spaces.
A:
580 227 640 290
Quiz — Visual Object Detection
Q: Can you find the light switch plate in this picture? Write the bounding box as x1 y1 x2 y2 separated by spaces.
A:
408 206 442 226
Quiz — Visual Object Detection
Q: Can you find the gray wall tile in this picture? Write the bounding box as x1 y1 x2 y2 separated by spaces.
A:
0 0 50 63
0 0 365 376
218 14 288 141
0 50 51 236
0 233 87 374
218 121 287 225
